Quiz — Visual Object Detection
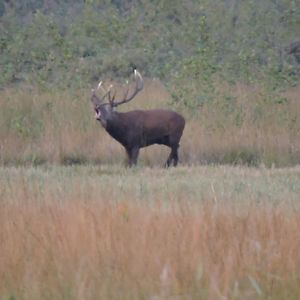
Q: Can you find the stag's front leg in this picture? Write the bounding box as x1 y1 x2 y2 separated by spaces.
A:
126 147 140 167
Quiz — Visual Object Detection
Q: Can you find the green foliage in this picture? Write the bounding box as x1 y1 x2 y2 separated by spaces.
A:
168 47 219 109
0 0 299 91
167 0 300 107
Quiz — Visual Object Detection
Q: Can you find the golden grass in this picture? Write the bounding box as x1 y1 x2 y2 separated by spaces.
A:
1 77 300 299
0 165 300 299
0 81 299 167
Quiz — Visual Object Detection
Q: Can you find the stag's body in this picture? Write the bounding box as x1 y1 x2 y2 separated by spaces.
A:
104 109 185 166
91 70 185 167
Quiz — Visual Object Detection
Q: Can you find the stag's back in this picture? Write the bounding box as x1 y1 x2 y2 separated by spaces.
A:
121 109 184 132
113 109 184 147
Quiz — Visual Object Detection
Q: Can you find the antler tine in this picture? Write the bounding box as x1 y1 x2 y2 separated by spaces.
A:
97 81 103 90
108 85 116 104
134 69 143 87
97 80 110 95
112 69 144 107
97 81 114 100
92 79 115 105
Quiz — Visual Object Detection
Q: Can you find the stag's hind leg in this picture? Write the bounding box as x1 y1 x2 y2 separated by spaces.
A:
165 144 179 168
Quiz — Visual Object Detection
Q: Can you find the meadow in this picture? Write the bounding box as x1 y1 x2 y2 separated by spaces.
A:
0 80 299 167
0 164 300 300
1 2 300 299
0 80 300 299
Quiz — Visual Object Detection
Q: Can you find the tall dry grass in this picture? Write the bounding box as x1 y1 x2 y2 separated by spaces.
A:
0 165 300 299
1 199 300 300
0 80 299 166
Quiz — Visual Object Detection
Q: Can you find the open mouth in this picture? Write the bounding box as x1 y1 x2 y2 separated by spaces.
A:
95 108 101 120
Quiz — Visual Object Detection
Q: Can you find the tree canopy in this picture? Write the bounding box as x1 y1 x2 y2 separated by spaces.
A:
1 0 299 93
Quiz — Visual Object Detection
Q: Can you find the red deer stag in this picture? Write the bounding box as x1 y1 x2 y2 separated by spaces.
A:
90 70 185 167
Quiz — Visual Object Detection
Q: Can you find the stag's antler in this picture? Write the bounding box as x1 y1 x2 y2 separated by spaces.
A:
96 82 115 104
98 81 114 99
91 80 114 107
91 70 143 107
111 69 144 107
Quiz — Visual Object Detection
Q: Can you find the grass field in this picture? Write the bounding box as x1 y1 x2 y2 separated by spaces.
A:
0 79 300 299
1 81 300 167
0 164 300 300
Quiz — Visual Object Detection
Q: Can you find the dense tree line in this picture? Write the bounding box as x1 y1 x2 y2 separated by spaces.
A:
0 0 299 96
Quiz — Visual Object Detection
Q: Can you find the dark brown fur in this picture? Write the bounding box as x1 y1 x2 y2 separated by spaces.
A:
103 108 185 166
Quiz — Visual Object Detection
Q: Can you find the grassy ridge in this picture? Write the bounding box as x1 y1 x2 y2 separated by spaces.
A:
0 165 300 299
0 81 299 167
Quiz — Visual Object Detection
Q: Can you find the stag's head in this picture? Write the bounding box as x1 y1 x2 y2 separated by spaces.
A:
91 70 144 128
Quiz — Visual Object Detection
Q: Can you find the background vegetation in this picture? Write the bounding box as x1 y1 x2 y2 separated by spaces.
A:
0 0 300 166
1 0 300 88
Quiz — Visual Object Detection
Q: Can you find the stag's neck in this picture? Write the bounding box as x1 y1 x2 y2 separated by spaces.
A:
105 112 128 146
